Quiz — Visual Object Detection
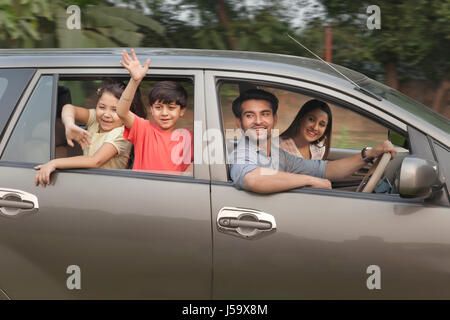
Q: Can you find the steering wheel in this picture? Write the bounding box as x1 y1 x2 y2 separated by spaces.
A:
356 153 392 193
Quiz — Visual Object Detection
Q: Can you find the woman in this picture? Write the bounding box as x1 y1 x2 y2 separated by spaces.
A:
279 99 332 160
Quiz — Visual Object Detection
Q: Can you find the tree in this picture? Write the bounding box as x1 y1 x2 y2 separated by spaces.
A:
0 0 165 48
311 0 450 95
0 0 52 48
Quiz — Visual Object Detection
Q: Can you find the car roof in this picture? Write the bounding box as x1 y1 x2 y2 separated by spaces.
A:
0 48 365 86
0 48 448 145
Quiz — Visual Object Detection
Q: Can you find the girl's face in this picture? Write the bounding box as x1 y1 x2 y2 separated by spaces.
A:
298 108 329 143
96 92 123 133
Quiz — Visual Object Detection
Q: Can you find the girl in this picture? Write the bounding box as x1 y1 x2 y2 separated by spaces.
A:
279 99 333 160
34 79 141 187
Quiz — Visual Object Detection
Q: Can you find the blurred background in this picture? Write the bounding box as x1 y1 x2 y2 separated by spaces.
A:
1 0 448 119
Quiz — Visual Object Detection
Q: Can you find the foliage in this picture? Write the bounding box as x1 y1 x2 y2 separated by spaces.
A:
0 0 52 47
311 0 450 81
0 0 165 48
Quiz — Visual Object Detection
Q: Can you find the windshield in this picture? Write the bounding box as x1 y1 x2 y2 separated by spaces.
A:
359 78 450 134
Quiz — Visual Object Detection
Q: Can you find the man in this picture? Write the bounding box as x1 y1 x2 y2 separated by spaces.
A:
229 89 397 193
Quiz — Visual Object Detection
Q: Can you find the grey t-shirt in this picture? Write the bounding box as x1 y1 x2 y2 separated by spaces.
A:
229 137 328 190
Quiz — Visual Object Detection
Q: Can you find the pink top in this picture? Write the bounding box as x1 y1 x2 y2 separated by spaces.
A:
279 137 326 160
124 115 193 171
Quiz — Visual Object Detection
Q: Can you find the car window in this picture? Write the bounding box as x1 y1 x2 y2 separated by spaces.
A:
360 78 450 134
218 79 412 194
55 76 194 176
1 75 53 163
219 81 392 153
0 69 35 138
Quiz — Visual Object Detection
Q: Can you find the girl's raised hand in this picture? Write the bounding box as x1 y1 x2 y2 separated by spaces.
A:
120 49 150 81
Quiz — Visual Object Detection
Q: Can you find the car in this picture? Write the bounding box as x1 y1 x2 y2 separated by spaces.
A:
0 48 449 300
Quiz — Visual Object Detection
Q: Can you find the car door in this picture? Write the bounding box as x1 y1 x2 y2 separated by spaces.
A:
205 70 450 299
0 67 212 299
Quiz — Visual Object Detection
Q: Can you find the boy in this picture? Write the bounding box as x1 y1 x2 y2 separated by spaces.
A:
117 49 193 172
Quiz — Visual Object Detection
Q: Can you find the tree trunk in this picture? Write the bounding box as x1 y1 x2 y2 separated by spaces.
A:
432 79 450 114
384 61 398 90
217 0 237 50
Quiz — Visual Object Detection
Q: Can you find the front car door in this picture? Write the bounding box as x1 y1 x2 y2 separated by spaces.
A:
205 70 450 299
0 66 212 299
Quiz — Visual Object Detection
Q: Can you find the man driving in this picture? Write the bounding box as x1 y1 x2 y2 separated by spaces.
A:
229 89 397 193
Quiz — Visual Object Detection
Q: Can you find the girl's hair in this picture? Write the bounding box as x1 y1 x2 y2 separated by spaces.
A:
280 99 333 159
96 78 146 118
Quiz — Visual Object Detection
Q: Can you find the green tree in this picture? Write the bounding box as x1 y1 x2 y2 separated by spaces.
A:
0 0 165 48
310 0 450 91
0 0 52 48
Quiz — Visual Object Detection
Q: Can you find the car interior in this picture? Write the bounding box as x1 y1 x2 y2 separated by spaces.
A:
218 80 411 195
55 76 195 174
53 76 411 194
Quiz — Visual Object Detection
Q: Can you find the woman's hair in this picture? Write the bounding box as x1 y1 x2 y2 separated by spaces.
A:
280 99 333 159
96 78 146 118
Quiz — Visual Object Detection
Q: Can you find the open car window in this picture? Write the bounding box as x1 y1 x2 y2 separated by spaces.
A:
55 76 195 176
218 79 411 194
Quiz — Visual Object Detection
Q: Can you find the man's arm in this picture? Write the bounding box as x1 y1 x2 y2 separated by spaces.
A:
117 49 150 129
243 167 331 194
326 140 397 180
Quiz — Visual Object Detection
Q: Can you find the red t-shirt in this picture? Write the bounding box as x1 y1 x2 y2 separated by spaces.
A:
124 115 193 172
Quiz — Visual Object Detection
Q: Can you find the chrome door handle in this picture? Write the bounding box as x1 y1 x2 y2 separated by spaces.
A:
0 188 39 218
217 207 276 239
219 218 272 230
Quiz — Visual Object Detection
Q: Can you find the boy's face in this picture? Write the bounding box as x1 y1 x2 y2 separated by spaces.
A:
148 100 186 131
96 92 123 133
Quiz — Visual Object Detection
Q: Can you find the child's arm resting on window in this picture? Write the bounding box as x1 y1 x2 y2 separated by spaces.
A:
34 143 118 187
118 49 150 129
61 104 91 150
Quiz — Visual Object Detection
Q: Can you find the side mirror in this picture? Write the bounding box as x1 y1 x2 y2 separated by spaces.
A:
394 156 443 199
388 129 408 148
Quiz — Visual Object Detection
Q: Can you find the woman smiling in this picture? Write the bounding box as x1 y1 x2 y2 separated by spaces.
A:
279 99 332 160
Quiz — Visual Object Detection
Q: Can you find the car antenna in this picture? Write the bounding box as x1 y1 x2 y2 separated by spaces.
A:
286 33 382 101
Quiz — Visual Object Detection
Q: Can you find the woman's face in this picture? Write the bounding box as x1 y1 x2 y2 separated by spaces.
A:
298 108 329 143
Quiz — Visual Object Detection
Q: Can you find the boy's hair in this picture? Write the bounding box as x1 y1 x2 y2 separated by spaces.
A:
148 81 188 109
232 89 279 119
97 78 145 117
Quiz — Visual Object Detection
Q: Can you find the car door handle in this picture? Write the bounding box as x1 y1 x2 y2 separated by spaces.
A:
219 218 272 230
217 207 276 239
0 188 39 218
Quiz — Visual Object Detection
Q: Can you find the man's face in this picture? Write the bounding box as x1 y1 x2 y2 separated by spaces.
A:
236 99 277 142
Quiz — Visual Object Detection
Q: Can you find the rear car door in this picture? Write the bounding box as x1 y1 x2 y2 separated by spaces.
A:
206 70 450 299
0 67 212 299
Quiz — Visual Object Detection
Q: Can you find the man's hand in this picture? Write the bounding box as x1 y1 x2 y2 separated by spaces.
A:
34 161 56 187
120 49 150 81
308 176 332 189
65 123 91 150
367 140 397 159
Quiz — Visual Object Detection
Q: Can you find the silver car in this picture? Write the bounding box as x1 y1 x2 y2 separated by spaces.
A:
0 48 449 299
